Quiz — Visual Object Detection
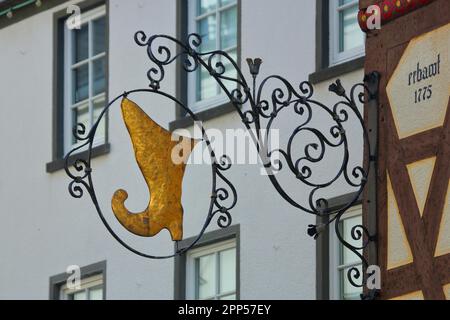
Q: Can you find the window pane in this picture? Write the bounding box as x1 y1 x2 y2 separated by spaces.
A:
93 17 106 55
198 0 216 15
89 287 103 300
339 5 364 52
220 6 237 49
219 248 236 294
93 57 106 95
198 15 216 52
72 64 89 103
221 49 237 93
219 294 236 300
93 97 106 139
339 0 355 5
196 253 216 299
340 265 363 300
220 0 236 7
341 215 363 265
73 23 89 63
72 290 87 300
197 67 217 101
72 103 89 144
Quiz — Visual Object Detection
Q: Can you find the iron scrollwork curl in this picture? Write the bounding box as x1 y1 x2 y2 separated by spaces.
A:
65 31 378 296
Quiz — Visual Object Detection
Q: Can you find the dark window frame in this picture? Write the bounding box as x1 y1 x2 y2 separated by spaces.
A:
49 260 107 300
169 0 242 131
46 0 110 173
174 224 240 300
315 192 362 300
308 0 365 84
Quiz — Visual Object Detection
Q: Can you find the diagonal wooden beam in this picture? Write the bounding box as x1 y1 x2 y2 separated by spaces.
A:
387 110 446 299
423 101 450 253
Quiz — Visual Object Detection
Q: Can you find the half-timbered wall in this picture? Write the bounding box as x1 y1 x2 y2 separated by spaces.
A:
361 0 450 300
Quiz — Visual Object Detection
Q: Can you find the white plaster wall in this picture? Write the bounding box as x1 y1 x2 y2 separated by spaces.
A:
0 0 364 299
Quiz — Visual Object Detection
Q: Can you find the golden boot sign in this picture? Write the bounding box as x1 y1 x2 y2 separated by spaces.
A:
112 98 198 241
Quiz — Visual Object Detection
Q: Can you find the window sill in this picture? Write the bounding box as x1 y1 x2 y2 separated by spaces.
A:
169 102 237 131
308 56 365 84
46 143 110 173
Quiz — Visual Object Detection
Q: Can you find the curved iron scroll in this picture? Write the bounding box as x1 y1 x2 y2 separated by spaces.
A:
64 31 378 292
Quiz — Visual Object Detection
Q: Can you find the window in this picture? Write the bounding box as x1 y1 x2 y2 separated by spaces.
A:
47 1 109 173
49 261 106 300
329 205 363 300
60 274 104 300
309 1 365 84
187 0 238 112
329 0 365 65
186 239 237 300
63 5 107 155
174 225 239 299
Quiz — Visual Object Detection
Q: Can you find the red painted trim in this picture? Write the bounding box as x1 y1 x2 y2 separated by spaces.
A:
358 0 436 32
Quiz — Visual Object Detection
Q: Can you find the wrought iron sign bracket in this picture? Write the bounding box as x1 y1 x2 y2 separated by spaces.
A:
64 31 380 297
361 71 380 300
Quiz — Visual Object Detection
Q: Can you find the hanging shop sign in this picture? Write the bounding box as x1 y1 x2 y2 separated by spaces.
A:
64 31 380 298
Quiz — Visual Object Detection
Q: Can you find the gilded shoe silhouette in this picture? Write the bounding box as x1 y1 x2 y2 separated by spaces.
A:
112 98 198 241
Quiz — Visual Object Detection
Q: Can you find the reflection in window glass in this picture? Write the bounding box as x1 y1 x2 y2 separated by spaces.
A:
220 6 237 49
62 274 104 300
93 57 106 95
198 15 217 52
73 64 89 103
339 6 364 52
198 68 218 101
337 214 363 300
330 0 365 65
89 287 103 300
340 265 363 300
72 103 89 144
72 291 87 300
220 0 235 6
341 215 363 264
219 248 236 294
192 243 236 300
93 97 106 139
198 0 216 15
197 254 216 299
73 23 88 63
190 0 238 106
93 17 106 55
222 49 237 93
219 294 236 300
65 7 107 153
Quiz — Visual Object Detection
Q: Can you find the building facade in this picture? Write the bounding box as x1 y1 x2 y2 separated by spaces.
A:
0 0 368 300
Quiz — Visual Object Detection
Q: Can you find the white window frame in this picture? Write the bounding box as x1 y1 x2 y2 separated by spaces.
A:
329 0 365 66
186 239 237 300
59 274 104 300
329 204 363 300
187 0 238 112
64 5 106 155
